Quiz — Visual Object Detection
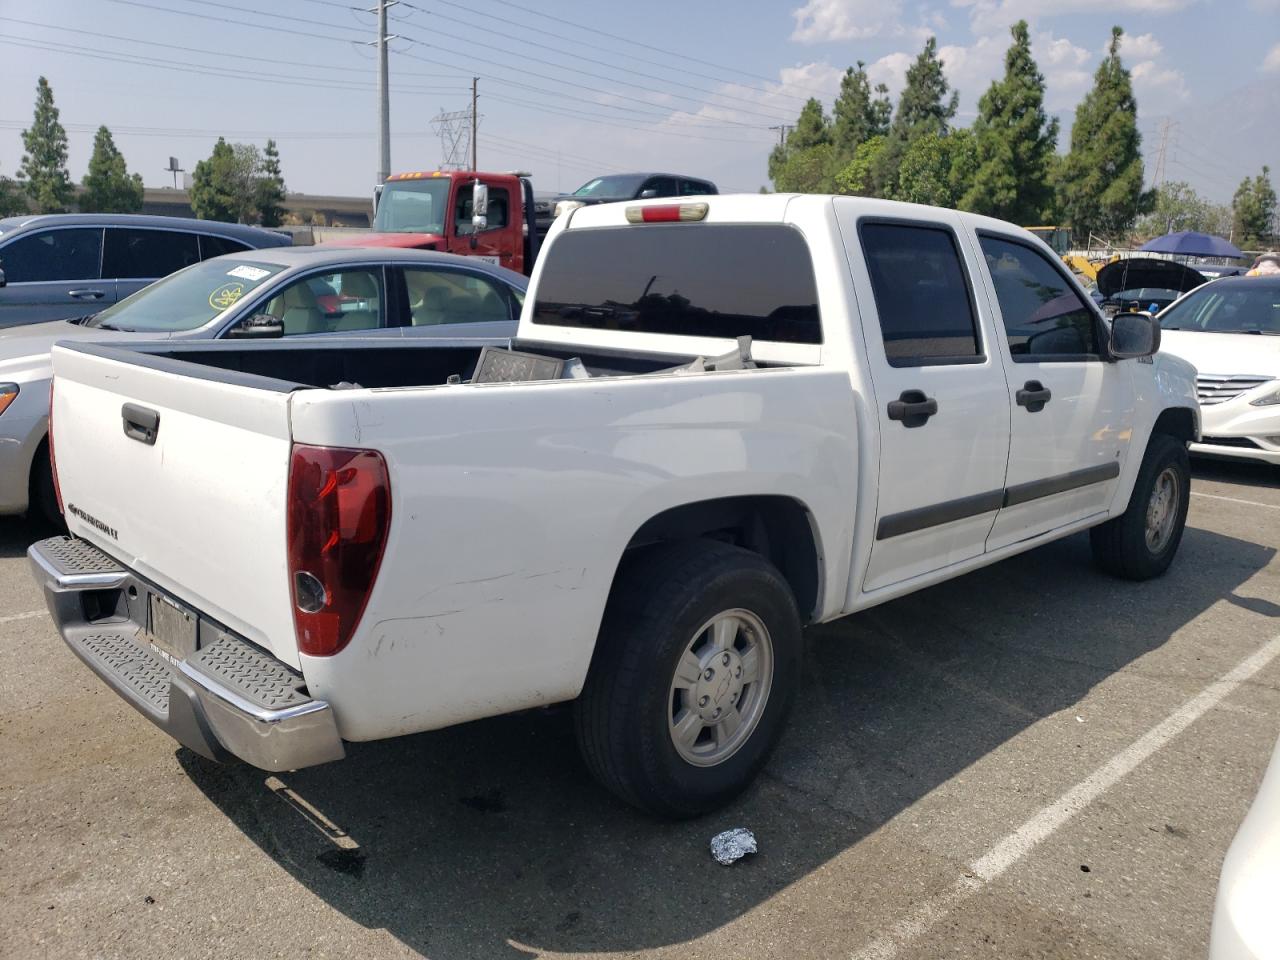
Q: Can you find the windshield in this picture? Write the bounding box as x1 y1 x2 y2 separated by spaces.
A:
92 259 285 332
571 174 647 199
1159 279 1280 334
374 179 451 233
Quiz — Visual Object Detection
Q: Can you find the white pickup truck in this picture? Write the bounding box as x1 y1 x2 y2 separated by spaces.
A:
31 194 1199 818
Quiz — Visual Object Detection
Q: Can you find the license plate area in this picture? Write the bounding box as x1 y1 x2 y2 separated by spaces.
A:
146 590 198 662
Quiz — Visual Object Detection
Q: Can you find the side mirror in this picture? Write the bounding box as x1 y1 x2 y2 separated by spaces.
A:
226 314 284 339
0 267 6 289
1110 312 1160 359
637 188 658 199
471 181 489 234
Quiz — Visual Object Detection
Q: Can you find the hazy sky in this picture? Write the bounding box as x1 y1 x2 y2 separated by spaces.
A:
1 0 1276 204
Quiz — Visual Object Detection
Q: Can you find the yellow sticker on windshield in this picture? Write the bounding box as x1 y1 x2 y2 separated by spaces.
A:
209 282 244 310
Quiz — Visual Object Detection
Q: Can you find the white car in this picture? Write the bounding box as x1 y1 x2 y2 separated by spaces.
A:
1158 275 1280 465
1210 733 1280 959
31 194 1197 817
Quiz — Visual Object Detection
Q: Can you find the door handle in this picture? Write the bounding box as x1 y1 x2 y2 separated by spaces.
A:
886 389 938 428
122 403 160 445
69 289 105 300
1015 380 1052 413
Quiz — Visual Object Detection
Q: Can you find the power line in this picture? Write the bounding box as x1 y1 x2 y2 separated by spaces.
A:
0 35 464 96
398 1 798 122
463 0 839 101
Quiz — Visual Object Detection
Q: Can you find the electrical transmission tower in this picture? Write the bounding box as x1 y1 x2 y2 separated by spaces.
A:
1152 118 1177 188
431 108 472 170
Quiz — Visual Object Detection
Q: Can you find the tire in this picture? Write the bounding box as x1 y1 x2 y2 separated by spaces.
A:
1090 433 1190 581
29 441 65 530
574 539 802 819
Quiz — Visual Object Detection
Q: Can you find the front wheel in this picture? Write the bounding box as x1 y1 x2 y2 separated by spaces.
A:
1090 434 1190 580
574 540 802 818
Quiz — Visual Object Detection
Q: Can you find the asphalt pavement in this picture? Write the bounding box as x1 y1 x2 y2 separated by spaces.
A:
3 458 1279 960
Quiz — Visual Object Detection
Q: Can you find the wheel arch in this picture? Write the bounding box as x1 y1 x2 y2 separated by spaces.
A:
1152 406 1198 444
618 494 824 623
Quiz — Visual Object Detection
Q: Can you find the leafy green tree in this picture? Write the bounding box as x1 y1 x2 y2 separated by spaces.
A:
190 139 264 223
876 37 959 196
832 62 891 159
960 20 1058 223
889 130 978 208
1135 181 1230 239
773 143 838 194
18 77 72 213
255 139 286 227
1233 166 1277 245
834 135 887 196
0 166 24 217
1056 27 1150 241
80 126 144 213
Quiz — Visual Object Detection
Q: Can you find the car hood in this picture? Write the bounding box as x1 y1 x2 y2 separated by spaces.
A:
0 320 149 380
328 232 446 249
1096 258 1207 298
1159 330 1280 377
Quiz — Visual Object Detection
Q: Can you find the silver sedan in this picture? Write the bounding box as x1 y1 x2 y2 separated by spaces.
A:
0 246 525 523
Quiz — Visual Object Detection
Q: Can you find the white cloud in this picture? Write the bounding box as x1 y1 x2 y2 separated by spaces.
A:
1264 42 1280 73
954 0 1192 34
790 0 903 42
1034 32 1093 109
1131 59 1190 105
1112 32 1164 60
866 52 916 98
661 61 845 129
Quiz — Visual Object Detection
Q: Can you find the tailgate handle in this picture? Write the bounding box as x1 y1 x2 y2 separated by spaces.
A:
122 403 160 446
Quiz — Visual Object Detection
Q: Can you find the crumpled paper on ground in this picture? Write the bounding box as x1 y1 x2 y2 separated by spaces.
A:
709 827 757 865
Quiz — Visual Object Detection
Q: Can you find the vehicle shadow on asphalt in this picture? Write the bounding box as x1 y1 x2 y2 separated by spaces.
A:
0 514 62 559
174 522 1274 959
1192 458 1280 490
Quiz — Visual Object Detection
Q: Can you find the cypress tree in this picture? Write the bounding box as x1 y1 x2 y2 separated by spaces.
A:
789 98 833 151
255 139 286 227
960 20 1058 223
18 77 73 213
1056 27 1149 241
832 62 891 159
875 38 959 196
1232 166 1277 245
80 126 144 213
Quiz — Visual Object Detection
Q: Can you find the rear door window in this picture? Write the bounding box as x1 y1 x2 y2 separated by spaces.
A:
0 228 102 282
859 222 981 365
103 228 201 279
532 224 820 343
200 234 252 259
643 177 679 197
404 267 512 325
680 179 716 196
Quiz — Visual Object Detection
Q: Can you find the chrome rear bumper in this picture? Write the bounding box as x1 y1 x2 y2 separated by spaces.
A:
28 536 344 772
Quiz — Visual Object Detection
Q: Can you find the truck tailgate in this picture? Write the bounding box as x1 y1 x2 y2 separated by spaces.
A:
50 344 299 668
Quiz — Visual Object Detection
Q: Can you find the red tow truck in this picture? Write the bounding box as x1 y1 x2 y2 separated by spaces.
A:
338 170 545 276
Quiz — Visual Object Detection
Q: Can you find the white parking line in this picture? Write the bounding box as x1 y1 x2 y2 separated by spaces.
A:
851 632 1280 960
1192 491 1280 510
0 610 45 625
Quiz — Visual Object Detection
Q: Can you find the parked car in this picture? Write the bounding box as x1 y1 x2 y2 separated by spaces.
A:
0 246 524 523
552 172 717 218
1210 732 1280 959
0 213 291 327
1157 274 1280 465
1094 256 1207 316
30 194 1196 818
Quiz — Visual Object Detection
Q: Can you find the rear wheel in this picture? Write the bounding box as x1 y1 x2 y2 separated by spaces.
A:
29 440 63 530
574 540 802 818
1090 434 1189 580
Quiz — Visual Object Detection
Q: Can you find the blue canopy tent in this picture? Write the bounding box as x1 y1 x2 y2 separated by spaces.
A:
1139 231 1244 259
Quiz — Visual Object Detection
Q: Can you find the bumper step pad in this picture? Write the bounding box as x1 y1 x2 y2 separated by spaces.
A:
35 535 123 577
75 629 170 715
187 635 312 712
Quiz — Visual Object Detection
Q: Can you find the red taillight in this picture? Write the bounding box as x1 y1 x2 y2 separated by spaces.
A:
48 380 64 515
287 444 391 657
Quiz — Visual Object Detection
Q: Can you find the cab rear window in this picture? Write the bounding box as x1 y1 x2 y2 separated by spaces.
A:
532 224 821 344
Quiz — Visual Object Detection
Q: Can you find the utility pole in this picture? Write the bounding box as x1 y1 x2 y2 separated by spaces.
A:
768 124 792 148
370 0 399 185
471 77 479 171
